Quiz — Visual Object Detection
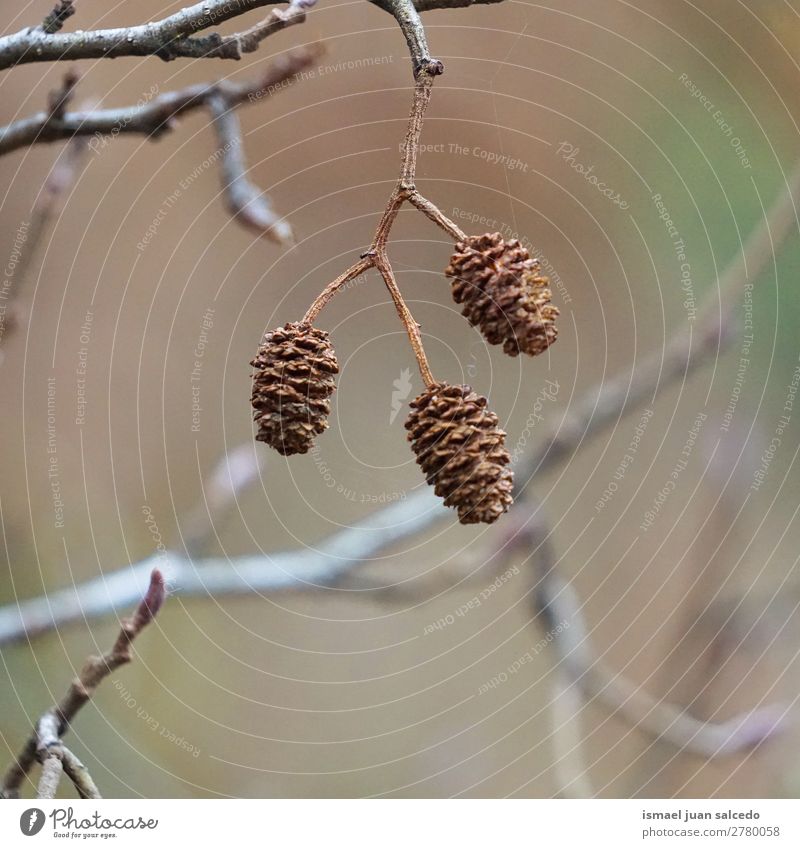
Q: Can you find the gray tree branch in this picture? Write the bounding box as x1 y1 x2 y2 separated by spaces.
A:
208 92 293 243
0 0 314 70
533 550 786 761
0 46 320 157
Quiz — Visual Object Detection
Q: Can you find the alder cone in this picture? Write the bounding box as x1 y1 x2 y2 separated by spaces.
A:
250 321 338 456
446 232 559 357
405 382 513 525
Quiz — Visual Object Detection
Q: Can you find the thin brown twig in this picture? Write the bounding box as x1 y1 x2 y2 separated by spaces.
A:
303 257 374 323
302 71 447 385
407 191 466 240
375 252 436 386
1 569 166 799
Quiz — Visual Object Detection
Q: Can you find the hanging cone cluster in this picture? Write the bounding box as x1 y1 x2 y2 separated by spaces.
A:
405 382 513 525
250 321 338 456
446 232 559 357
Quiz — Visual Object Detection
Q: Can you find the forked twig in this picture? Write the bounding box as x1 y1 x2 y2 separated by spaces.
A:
0 46 320 157
0 0 315 69
302 70 458 387
1 569 166 799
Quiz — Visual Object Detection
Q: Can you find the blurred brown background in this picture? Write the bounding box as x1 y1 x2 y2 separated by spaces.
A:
1 0 799 797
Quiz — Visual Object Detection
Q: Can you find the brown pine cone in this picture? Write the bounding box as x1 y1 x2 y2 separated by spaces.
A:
405 382 513 524
446 232 559 357
250 321 338 456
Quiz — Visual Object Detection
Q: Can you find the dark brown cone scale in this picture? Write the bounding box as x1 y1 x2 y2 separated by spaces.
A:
446 232 559 357
405 382 513 524
250 321 338 456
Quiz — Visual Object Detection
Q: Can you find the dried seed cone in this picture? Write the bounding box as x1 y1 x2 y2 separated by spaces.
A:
446 232 559 357
405 382 513 525
250 321 338 456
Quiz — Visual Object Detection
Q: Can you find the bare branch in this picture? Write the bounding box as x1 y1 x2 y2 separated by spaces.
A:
208 93 292 244
1 569 165 799
0 46 320 157
0 47 318 253
370 0 444 76
199 0 316 60
0 1 314 70
410 0 504 9
528 532 786 760
407 190 466 240
369 0 505 75
0 496 441 646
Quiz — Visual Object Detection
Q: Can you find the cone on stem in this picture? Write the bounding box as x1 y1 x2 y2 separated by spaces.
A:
446 232 559 357
250 321 338 456
405 381 513 524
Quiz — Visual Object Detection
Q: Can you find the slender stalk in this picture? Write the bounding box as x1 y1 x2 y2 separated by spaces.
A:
303 70 453 388
407 190 466 240
374 252 435 386
400 72 436 186
302 257 373 323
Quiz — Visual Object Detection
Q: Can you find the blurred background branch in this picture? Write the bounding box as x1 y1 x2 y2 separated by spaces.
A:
2 570 165 799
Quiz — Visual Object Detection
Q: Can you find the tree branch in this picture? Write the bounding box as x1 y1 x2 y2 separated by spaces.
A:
208 92 292 243
370 0 444 77
369 0 506 75
1 569 166 799
0 46 320 157
0 0 315 70
533 550 786 759
408 0 505 8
